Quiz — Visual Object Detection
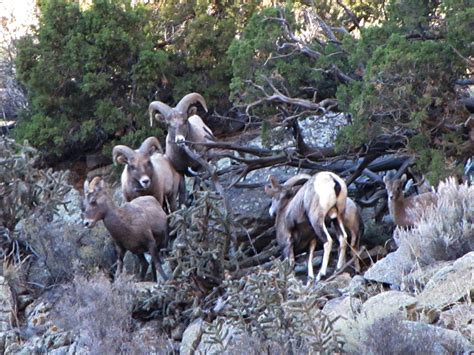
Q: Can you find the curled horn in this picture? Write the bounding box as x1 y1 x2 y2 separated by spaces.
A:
175 93 208 117
139 136 163 155
149 101 173 127
85 176 104 193
112 145 135 165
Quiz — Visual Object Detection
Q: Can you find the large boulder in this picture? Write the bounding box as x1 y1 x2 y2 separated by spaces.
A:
363 244 415 288
416 252 474 309
359 291 417 326
322 295 362 353
180 318 205 355
360 319 473 354
0 276 14 353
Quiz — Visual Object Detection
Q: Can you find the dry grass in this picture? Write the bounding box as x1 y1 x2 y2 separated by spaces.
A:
395 178 474 266
360 315 468 354
52 273 173 354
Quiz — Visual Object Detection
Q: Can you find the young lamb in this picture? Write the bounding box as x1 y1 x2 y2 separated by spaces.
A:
82 177 169 282
383 174 438 228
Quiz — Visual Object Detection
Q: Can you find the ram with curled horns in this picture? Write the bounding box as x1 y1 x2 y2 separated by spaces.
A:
148 92 215 176
112 137 183 213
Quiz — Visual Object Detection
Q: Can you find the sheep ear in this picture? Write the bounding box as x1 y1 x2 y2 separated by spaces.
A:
188 106 198 117
268 175 279 188
116 154 128 165
383 175 388 184
146 145 158 157
401 174 407 183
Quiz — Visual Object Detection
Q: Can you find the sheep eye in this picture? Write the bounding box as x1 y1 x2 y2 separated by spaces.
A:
129 165 136 171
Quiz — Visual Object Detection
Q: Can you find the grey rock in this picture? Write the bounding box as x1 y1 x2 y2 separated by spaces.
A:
359 291 417 325
417 252 474 309
439 304 474 342
400 260 452 293
322 295 361 353
363 243 415 288
180 319 205 355
0 277 13 332
299 112 347 148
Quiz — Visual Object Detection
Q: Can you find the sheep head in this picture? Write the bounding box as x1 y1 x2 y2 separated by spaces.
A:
82 176 107 228
383 173 407 202
265 175 291 218
265 174 311 217
112 137 163 192
149 92 208 144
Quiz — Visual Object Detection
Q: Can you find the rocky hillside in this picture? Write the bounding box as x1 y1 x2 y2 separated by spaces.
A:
0 125 473 353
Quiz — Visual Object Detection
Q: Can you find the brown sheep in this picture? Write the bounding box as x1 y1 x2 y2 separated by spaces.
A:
82 177 168 282
265 171 349 282
112 137 183 212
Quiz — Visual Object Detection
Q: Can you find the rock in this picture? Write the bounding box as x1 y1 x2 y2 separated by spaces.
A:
196 321 245 354
85 153 111 171
397 321 473 354
360 318 473 354
342 275 367 297
299 113 347 148
439 304 474 341
180 319 205 355
363 244 415 288
248 125 293 150
52 188 83 225
0 277 13 333
322 295 362 353
0 331 6 354
400 260 451 292
416 252 474 309
223 164 309 218
359 291 417 325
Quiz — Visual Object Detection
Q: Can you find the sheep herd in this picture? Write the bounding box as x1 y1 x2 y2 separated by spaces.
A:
82 92 437 283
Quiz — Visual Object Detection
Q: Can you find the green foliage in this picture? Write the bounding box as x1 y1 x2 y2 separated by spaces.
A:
0 137 71 232
13 0 473 182
15 0 165 160
336 0 471 182
217 260 345 353
228 6 319 110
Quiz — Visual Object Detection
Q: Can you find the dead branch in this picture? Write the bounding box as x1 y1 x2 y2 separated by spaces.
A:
335 0 360 30
245 76 331 115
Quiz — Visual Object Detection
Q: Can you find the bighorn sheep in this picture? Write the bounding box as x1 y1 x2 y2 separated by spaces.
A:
265 172 349 282
383 174 438 228
82 177 168 282
148 92 215 175
112 137 183 212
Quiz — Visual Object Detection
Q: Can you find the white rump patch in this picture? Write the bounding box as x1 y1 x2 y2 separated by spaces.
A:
313 173 337 210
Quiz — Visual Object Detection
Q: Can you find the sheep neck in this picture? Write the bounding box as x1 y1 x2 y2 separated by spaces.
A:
101 197 129 233
388 196 409 226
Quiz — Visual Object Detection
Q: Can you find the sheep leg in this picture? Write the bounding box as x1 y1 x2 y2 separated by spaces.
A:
149 244 168 282
306 212 331 281
307 238 317 285
115 244 126 278
335 215 348 270
316 219 333 281
137 254 149 281
280 228 295 266
168 193 177 213
351 227 361 273
178 176 187 208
